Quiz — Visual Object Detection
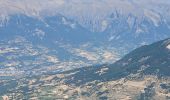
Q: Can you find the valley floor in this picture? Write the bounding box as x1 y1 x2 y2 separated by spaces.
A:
1 73 170 100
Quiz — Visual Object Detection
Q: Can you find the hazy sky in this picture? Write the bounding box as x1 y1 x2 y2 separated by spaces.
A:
0 0 169 16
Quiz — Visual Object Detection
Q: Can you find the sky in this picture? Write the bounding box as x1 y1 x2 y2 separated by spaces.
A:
0 0 170 17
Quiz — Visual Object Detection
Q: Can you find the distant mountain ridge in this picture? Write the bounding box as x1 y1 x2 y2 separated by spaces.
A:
0 14 94 45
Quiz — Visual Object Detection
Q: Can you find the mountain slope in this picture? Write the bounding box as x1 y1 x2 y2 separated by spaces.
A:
115 38 170 76
60 38 170 85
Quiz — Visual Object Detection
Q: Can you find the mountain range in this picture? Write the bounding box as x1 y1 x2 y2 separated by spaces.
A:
1 1 170 99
